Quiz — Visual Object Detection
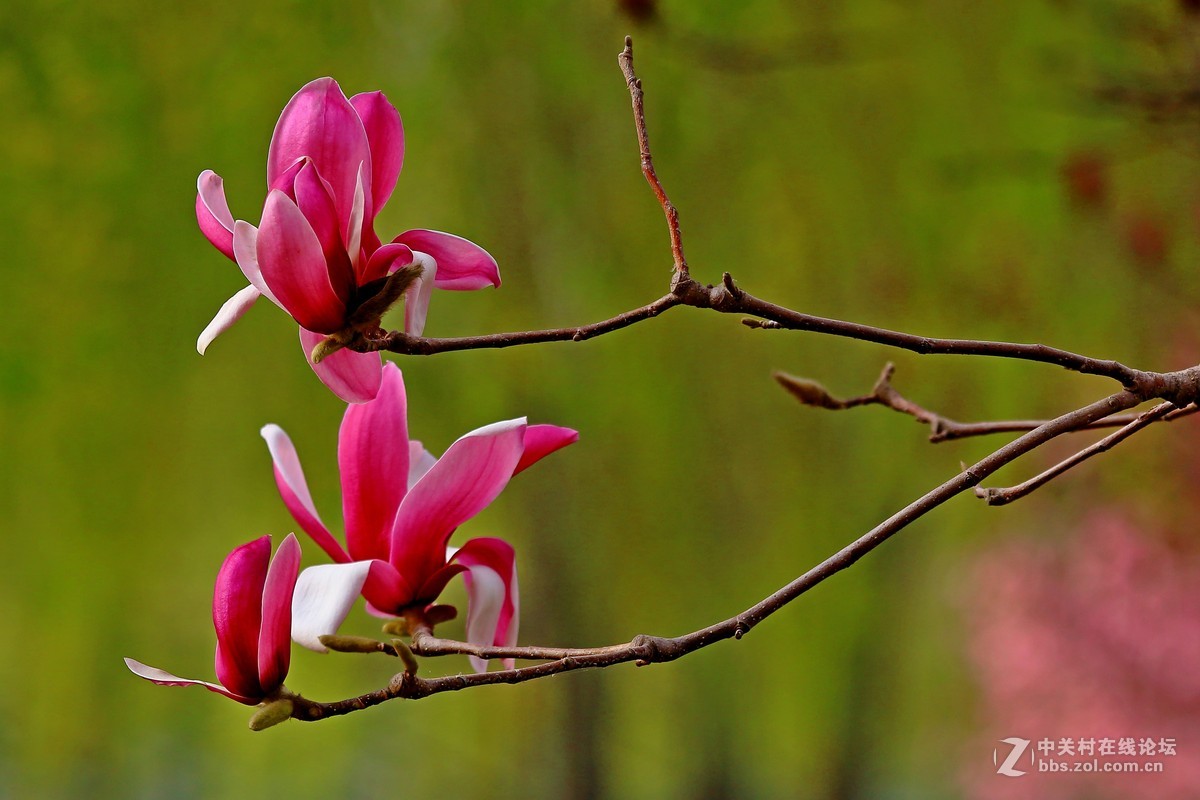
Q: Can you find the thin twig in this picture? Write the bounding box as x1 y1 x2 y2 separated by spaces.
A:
776 362 1200 442
976 401 1179 506
287 390 1140 720
275 38 1200 723
620 36 689 278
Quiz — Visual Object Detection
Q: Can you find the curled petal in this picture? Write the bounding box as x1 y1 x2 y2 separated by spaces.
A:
260 424 347 563
290 561 373 651
123 658 253 705
197 284 260 355
350 91 404 217
390 418 526 589
196 170 236 260
232 221 280 306
361 558 415 615
396 230 500 290
403 253 437 337
515 425 579 475
268 78 372 237
339 363 410 562
257 191 346 334
258 533 301 692
362 242 415 286
212 537 271 701
453 537 519 672
299 328 383 404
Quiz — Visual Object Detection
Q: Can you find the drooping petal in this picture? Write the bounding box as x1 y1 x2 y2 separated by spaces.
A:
350 91 404 217
197 284 260 355
339 363 410 562
362 242 415 286
123 658 254 704
407 441 437 490
514 425 579 475
260 424 347 563
299 328 383 404
290 560 373 651
257 534 301 692
453 537 519 671
267 78 372 237
257 190 346 334
292 162 354 304
403 253 437 337
232 221 281 306
196 170 236 260
212 537 271 701
390 418 527 589
396 230 501 290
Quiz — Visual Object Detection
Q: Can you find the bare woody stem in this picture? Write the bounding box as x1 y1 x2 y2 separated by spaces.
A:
288 390 1141 720
278 37 1200 723
776 362 1200 442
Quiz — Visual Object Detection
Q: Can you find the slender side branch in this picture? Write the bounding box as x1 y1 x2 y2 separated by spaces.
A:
287 391 1141 720
976 401 1179 506
620 36 689 278
776 363 1200 442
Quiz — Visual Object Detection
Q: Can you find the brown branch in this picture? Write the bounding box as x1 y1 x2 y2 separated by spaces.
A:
776 362 1200 442
976 401 1180 506
620 36 688 278
272 38 1200 725
287 390 1141 721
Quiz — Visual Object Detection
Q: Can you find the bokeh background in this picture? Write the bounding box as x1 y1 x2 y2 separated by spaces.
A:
2 1 1200 797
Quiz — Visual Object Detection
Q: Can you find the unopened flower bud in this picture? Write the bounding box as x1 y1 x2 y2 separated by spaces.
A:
248 698 294 731
319 634 385 654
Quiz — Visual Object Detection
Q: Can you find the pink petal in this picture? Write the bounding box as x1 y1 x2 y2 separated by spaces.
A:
267 78 372 239
257 533 301 692
350 91 404 217
212 537 271 701
292 162 353 304
396 229 501 290
389 418 526 590
362 242 415 286
413 561 468 604
196 170 235 260
123 658 253 704
514 425 579 475
361 558 415 615
453 537 519 671
257 191 346 334
407 441 437 490
299 328 383 404
260 424 348 563
197 284 260 355
403 253 437 337
346 165 366 272
291 560 372 651
232 221 281 306
339 363 410 562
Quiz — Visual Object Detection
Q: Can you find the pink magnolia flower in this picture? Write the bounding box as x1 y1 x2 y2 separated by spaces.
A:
196 78 501 403
262 363 577 671
125 534 301 705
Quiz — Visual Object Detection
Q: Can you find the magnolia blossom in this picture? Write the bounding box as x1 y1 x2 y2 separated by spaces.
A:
125 534 301 705
196 78 501 403
263 363 577 672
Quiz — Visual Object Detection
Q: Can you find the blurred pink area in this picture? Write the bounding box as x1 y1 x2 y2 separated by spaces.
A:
962 511 1200 799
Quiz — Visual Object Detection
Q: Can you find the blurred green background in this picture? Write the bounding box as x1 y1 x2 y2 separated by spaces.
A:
2 1 1199 797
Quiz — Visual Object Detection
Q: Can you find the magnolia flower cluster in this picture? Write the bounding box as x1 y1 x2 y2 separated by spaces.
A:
126 80 576 712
